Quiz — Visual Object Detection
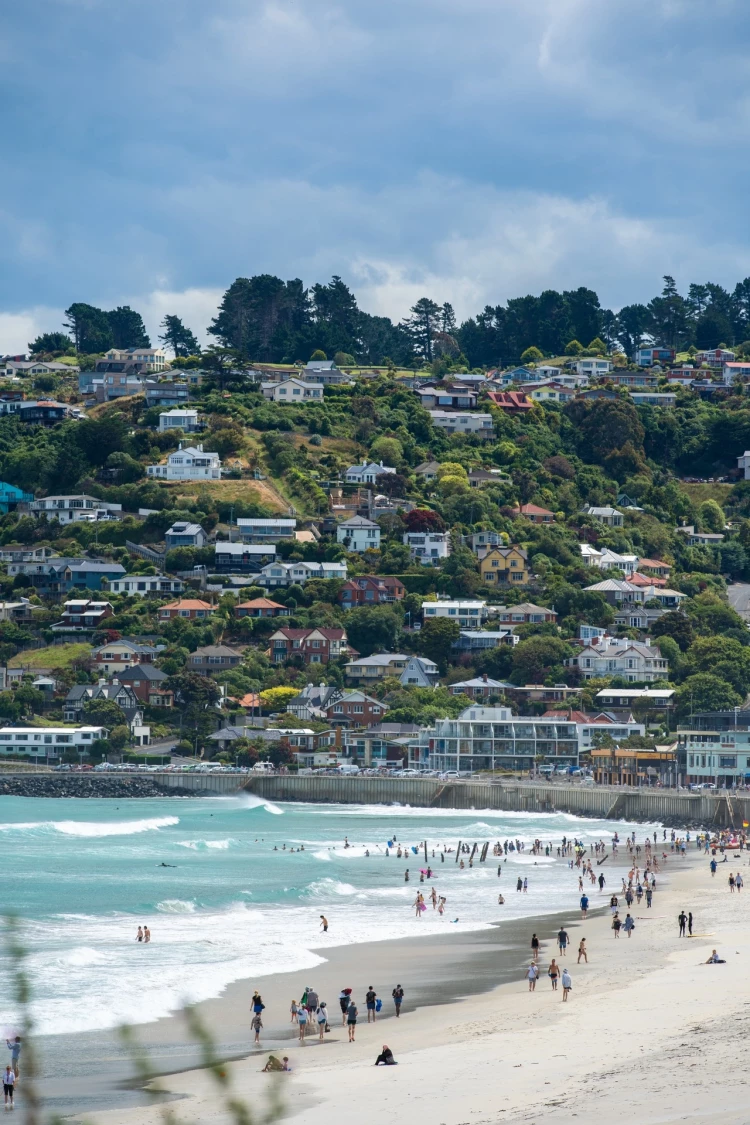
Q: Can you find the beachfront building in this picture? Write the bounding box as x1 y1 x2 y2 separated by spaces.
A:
676 727 750 787
408 705 580 772
591 745 678 787
0 726 108 762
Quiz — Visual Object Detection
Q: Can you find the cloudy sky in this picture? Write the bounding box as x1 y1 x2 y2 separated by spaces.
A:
2 0 749 350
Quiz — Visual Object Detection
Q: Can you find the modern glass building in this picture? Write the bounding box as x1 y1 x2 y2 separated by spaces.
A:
408 705 579 772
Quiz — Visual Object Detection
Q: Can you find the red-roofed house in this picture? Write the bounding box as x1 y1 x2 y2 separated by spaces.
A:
268 627 358 666
158 598 214 620
628 570 666 588
512 503 555 524
637 559 672 580
486 391 533 414
234 598 290 618
339 575 406 607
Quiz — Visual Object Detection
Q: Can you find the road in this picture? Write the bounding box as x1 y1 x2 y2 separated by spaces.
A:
728 582 750 620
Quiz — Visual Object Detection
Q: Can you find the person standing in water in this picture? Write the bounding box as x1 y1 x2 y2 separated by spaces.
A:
2 1065 14 1111
136 926 143 942
320 915 329 933
144 926 151 944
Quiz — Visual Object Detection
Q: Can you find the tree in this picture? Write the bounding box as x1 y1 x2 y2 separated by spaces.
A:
108 724 130 751
404 298 441 361
566 397 645 466
83 698 127 727
520 346 544 364
63 303 113 353
344 606 399 657
676 673 741 718
564 340 583 355
404 509 445 532
14 685 45 717
648 276 688 349
440 303 457 333
201 346 251 391
511 635 572 684
258 686 300 710
334 352 355 366
107 306 150 349
370 436 403 465
683 636 750 696
586 337 607 354
695 309 733 351
651 611 694 652
310 349 327 361
698 499 725 533
616 304 651 358
552 585 614 627
159 315 200 357
29 332 73 355
165 672 222 748
417 618 461 671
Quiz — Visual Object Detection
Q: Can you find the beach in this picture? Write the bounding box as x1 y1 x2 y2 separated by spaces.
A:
79 843 750 1125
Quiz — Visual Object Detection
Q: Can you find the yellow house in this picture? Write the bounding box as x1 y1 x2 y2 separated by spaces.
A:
480 546 529 586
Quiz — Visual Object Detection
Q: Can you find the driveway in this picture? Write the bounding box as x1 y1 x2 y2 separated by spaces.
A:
728 583 750 620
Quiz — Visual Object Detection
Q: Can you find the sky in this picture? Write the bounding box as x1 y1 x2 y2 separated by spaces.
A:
2 0 750 352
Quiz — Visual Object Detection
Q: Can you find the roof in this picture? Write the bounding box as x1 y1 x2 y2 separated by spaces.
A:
414 461 441 473
116 664 169 682
585 507 623 517
215 543 276 554
273 627 347 640
495 602 557 616
236 598 286 609
236 518 296 528
542 710 618 725
191 644 243 658
160 599 214 611
345 653 409 667
595 688 675 699
64 561 126 574
166 522 203 536
339 516 379 528
452 677 511 689
483 546 528 559
638 558 670 569
516 503 554 517
584 579 638 592
326 690 381 706
427 599 487 609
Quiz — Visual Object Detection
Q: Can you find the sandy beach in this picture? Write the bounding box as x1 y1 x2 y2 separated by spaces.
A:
65 841 750 1125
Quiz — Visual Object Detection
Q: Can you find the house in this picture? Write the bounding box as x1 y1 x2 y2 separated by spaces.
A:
468 530 505 553
512 503 555 524
269 627 354 666
480 546 530 585
737 451 750 480
567 638 669 682
468 469 503 488
595 687 675 710
234 597 290 619
64 561 126 592
634 347 675 367
450 674 511 699
237 518 297 543
344 461 397 485
617 493 644 511
91 639 163 673
0 544 55 563
147 443 222 480
158 598 215 620
101 347 167 373
102 573 184 596
580 505 624 527
336 516 381 552
92 374 144 402
253 560 347 587
604 371 659 388
575 358 612 378
145 382 191 408
722 362 750 385
214 543 276 572
547 710 646 758
485 390 533 414
613 606 667 630
695 348 735 367
287 682 343 719
164 522 207 549
398 656 440 688
452 629 519 652
6 359 78 377
596 549 639 576
0 726 107 762
6 556 123 594
159 408 200 432
576 387 618 401
302 359 352 385
627 570 665 589
495 367 538 385
637 586 686 609
428 410 494 437
0 481 33 513
339 575 405 606
18 400 81 425
526 381 575 404
28 495 123 524
676 525 724 546
637 558 672 580
63 680 140 724
535 365 563 380
114 663 173 707
262 378 324 402
408 706 580 772
422 600 488 627
630 392 677 407
666 368 696 386
0 598 35 624
342 722 423 767
492 603 558 625
51 599 114 632
414 384 478 410
345 653 411 683
403 530 451 564
188 644 244 673
323 691 387 728
584 578 644 605
414 461 441 481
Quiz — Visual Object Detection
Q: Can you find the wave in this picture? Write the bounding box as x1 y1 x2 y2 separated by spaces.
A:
0 815 180 837
177 838 233 850
235 794 284 815
54 947 109 968
305 878 357 898
156 899 197 914
312 850 332 861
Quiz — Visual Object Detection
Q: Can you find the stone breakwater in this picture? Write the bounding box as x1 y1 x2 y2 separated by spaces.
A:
0 774 200 799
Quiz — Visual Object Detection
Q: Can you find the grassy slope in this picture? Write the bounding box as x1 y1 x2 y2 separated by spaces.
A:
8 643 92 669
679 482 734 506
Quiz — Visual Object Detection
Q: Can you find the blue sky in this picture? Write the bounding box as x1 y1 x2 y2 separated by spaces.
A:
2 0 750 350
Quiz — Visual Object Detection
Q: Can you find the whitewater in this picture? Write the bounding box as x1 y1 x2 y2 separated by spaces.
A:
0 794 653 1035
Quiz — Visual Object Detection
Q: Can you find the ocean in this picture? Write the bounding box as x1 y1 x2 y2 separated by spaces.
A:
0 793 655 1037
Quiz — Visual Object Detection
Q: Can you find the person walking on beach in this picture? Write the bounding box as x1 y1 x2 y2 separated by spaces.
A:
688 912 693 936
612 913 622 938
548 959 560 990
297 1004 308 1043
365 986 377 1022
580 893 589 918
316 1002 328 1040
736 873 743 893
339 989 351 1026
577 938 587 963
527 962 539 991
710 858 717 876
561 968 572 1001
5 1042 19 1080
729 873 735 893
320 915 329 932
623 913 635 938
251 1011 263 1045
557 927 568 956
531 933 540 961
290 1000 298 1024
3 1065 14 1111
347 1000 358 1042
392 985 404 1016
645 886 653 908
678 910 687 937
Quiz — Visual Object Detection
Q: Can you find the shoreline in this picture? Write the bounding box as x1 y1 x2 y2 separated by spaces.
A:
83 844 750 1125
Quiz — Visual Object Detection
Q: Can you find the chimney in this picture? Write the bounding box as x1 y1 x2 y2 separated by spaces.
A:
482 674 488 683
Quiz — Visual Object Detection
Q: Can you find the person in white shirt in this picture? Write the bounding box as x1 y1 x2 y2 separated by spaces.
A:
315 1003 328 1040
3 1065 14 1109
561 968 572 1001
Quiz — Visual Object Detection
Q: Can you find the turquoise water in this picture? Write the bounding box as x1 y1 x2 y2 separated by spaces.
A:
0 794 652 1035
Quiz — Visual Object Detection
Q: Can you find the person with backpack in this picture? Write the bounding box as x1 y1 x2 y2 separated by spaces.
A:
365 985 377 1022
392 984 404 1016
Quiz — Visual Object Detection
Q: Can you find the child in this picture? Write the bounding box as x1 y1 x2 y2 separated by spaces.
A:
252 1012 263 1044
290 999 298 1023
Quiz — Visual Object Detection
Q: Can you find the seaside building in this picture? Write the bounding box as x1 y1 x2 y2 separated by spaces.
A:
0 726 108 762
408 704 580 772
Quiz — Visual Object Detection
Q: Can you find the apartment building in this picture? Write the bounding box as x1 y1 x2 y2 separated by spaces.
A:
408 705 580 772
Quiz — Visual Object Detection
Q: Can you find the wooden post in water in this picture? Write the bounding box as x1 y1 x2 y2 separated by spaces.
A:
424 840 428 863
480 841 489 862
456 840 461 862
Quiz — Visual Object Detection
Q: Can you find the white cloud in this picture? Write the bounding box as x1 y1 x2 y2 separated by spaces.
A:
0 308 65 356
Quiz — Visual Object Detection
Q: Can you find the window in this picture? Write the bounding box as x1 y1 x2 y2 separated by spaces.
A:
720 755 737 769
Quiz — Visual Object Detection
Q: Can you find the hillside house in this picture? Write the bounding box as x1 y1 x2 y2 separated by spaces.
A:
269 627 354 666
339 575 405 606
147 443 221 480
164 522 207 549
158 598 214 620
403 530 451 564
234 598 290 619
336 516 381 552
345 461 397 485
480 546 530 585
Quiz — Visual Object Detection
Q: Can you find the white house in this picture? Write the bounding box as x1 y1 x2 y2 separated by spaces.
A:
159 408 199 432
147 442 222 480
566 638 669 683
575 358 613 379
738 451 750 480
237 518 297 542
0 726 107 761
344 461 397 485
403 531 451 564
595 549 639 576
262 378 324 402
28 494 122 523
103 347 168 372
581 505 624 527
103 573 184 596
254 560 347 587
422 599 488 626
534 365 562 380
336 516 381 552
428 410 494 437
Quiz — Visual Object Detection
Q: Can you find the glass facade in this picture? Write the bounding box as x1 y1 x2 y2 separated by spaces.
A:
408 707 579 771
